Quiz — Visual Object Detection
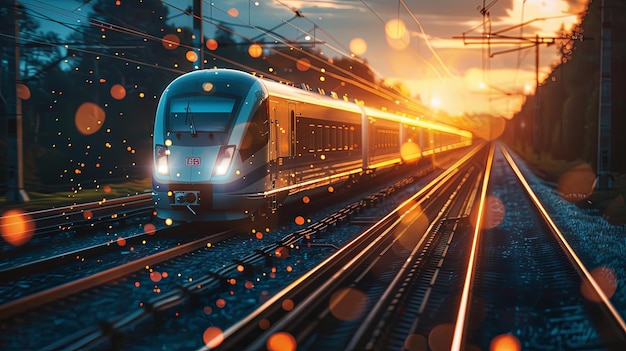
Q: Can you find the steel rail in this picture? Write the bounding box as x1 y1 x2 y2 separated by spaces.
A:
500 144 626 335
200 143 486 350
0 230 230 319
451 142 495 350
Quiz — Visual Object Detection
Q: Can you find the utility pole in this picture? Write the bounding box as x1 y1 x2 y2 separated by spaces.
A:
454 22 568 156
596 0 612 190
192 0 203 70
2 0 29 203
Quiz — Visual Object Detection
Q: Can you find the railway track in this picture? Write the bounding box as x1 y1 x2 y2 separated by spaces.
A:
0 193 156 269
198 143 626 351
4 143 620 350
1 149 463 351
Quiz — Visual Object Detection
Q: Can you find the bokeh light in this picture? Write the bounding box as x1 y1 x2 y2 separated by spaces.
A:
385 19 407 39
150 271 162 282
75 102 105 135
294 215 305 225
203 326 224 348
428 324 454 351
404 333 428 351
227 8 239 17
206 38 218 50
17 83 31 100
275 246 291 259
110 84 126 100
144 223 156 235
0 209 35 246
296 58 311 72
581 266 618 302
186 50 198 62
266 331 297 351
116 237 126 246
248 44 263 58
281 298 295 311
490 333 521 351
385 19 410 50
259 318 271 330
483 196 505 229
400 141 421 162
396 209 428 252
349 37 367 56
557 163 596 202
329 287 367 321
162 33 180 50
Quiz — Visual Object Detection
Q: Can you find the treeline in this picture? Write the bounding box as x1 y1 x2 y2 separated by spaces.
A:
0 0 414 194
502 0 626 174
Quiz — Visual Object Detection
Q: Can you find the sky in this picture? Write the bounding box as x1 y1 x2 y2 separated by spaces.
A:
20 0 589 119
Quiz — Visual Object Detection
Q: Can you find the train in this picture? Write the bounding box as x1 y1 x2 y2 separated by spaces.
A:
152 68 472 222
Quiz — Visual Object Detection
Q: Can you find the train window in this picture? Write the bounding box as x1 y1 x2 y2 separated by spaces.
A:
240 99 269 160
338 126 343 151
316 125 323 152
308 123 316 153
168 96 236 133
324 125 330 151
348 126 353 150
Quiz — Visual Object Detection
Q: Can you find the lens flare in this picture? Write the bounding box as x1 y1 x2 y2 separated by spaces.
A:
281 298 295 311
404 333 428 351
206 38 218 50
296 58 311 72
203 326 224 348
150 271 162 282
557 163 596 202
227 8 239 17
110 84 126 100
266 331 296 351
329 288 367 321
483 196 505 229
17 83 31 100
385 19 407 39
385 19 410 50
75 102 105 135
1 209 35 246
186 50 198 62
248 44 263 58
275 246 291 259
490 333 521 351
581 266 618 302
144 223 156 235
294 216 305 225
162 33 180 50
349 37 367 56
428 324 454 351
400 141 421 162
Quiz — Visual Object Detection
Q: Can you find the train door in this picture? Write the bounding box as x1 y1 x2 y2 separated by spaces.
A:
269 101 280 209
289 103 298 184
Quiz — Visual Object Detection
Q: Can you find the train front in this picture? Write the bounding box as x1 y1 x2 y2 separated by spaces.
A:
152 69 270 222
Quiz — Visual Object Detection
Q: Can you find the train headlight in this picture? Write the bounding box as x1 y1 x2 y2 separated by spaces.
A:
213 145 236 176
155 144 170 176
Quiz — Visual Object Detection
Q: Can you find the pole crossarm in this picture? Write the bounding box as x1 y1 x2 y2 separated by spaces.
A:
452 33 568 46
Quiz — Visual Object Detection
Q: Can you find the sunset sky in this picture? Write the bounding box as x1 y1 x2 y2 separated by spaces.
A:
21 0 589 119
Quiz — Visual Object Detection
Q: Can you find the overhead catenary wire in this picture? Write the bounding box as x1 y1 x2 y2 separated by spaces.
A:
17 0 436 116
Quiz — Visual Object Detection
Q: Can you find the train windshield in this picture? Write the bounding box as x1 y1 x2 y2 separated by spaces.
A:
168 96 236 133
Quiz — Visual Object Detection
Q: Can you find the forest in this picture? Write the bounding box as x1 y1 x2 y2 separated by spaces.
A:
502 0 626 175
